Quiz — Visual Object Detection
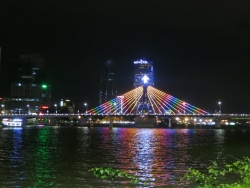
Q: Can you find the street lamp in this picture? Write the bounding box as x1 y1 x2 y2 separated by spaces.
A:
84 103 87 114
218 101 222 114
117 96 124 114
54 104 57 113
1 104 5 114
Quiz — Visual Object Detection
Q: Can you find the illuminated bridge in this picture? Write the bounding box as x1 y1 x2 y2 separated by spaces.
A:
87 86 207 115
82 59 250 127
82 85 250 127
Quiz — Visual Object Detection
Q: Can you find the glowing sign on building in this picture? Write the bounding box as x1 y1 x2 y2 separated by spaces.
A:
42 84 47 89
134 60 148 64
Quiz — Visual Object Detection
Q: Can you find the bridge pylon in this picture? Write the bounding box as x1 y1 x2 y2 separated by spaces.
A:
135 85 153 115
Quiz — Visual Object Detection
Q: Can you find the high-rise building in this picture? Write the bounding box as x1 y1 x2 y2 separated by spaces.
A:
99 60 117 105
4 54 51 114
134 59 154 114
11 54 45 84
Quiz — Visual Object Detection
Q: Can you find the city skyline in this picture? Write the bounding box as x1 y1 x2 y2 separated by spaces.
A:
0 1 250 113
2 53 51 114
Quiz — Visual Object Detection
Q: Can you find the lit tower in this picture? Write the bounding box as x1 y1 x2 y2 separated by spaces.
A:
134 59 154 115
99 59 117 105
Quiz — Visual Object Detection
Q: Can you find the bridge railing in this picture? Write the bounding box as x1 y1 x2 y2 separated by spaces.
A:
1 113 250 117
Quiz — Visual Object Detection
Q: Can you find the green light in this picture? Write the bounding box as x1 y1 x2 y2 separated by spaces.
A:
42 85 47 89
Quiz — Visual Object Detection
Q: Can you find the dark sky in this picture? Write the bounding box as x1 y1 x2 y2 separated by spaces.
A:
1 0 250 113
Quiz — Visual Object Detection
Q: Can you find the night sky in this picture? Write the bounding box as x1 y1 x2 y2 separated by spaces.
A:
0 1 250 113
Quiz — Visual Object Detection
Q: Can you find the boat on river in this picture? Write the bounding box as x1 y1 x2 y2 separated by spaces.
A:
1 118 23 127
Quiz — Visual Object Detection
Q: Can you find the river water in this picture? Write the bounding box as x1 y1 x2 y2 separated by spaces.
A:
0 125 250 187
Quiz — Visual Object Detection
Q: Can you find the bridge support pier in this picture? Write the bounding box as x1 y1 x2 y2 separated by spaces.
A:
215 119 221 128
168 118 172 127
135 116 155 127
49 117 55 126
109 116 114 128
189 117 195 126
21 118 27 127
79 117 86 126
26 118 37 125
33 118 38 125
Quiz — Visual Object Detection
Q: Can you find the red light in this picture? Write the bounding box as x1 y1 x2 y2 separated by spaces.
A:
40 106 49 109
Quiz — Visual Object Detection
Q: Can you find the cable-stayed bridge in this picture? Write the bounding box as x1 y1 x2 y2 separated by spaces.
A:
84 85 211 127
88 86 207 115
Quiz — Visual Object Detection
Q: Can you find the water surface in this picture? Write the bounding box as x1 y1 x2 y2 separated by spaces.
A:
0 126 250 187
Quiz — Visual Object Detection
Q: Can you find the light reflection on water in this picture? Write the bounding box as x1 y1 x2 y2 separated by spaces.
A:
0 126 250 187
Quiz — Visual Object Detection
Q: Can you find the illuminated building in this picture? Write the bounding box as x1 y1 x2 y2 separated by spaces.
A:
99 59 117 105
58 99 75 113
4 54 51 113
134 59 154 114
134 59 154 88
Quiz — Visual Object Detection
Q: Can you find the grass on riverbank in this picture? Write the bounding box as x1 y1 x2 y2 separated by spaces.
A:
89 156 250 187
182 156 250 188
